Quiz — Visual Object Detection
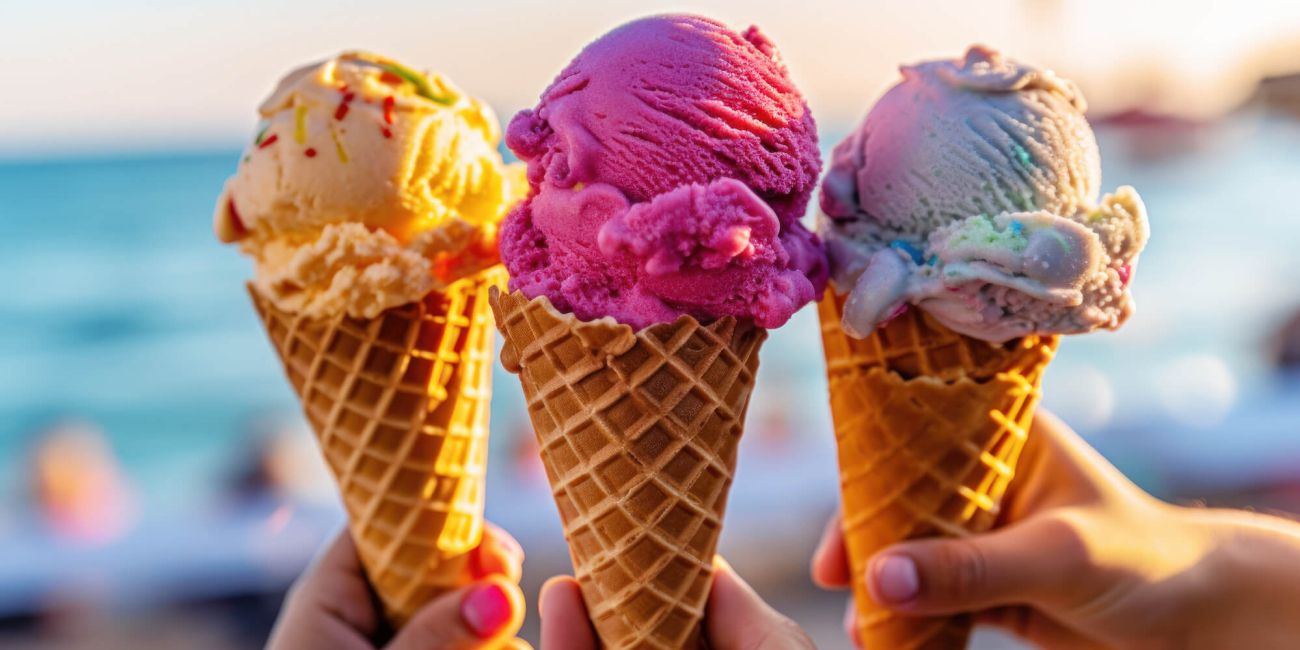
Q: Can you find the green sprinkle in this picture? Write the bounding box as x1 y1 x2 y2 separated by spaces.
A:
253 126 270 146
1012 143 1034 167
380 62 453 105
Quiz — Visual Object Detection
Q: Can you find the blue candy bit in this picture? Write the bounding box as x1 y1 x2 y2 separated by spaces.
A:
1009 221 1024 237
889 239 925 265
926 255 939 266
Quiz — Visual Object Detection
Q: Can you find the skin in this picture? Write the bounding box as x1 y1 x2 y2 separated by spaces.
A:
268 524 530 650
537 556 815 650
812 412 1300 649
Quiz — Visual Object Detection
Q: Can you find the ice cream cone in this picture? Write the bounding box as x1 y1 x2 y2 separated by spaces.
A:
490 289 766 650
249 266 505 626
819 292 1058 649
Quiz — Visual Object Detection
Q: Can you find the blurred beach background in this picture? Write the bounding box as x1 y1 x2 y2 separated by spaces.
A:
3 0 1300 648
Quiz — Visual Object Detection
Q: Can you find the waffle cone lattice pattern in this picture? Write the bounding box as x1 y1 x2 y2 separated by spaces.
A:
819 294 1058 650
491 289 765 650
250 267 505 626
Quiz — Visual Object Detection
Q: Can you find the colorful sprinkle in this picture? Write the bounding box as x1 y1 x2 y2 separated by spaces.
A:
253 125 270 146
1117 264 1133 287
890 239 925 265
379 70 403 85
926 255 939 266
382 96 395 125
1012 143 1033 167
330 129 348 163
1010 221 1024 236
334 91 355 121
294 106 308 144
305 148 317 158
380 126 392 139
257 133 279 149
378 61 452 105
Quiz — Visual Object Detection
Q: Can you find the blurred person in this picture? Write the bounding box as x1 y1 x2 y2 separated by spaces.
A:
1270 306 1300 375
268 524 528 650
812 412 1300 648
224 411 332 510
27 418 137 543
537 557 814 650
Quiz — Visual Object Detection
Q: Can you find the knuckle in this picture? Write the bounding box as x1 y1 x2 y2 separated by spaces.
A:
935 539 988 603
742 616 814 650
1037 511 1092 572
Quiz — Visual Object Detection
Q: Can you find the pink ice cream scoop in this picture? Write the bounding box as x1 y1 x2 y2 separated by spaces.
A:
500 14 826 329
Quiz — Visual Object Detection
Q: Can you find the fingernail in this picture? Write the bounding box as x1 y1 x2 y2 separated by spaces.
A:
462 582 512 638
869 554 919 605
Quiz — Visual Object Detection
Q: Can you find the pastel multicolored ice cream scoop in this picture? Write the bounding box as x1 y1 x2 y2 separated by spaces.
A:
214 51 524 318
819 46 1149 342
499 14 826 329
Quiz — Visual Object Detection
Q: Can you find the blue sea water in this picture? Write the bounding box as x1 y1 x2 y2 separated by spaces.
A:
2 113 1300 521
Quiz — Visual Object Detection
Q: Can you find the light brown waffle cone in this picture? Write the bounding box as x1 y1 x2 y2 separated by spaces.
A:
490 289 766 650
819 293 1058 649
250 266 505 627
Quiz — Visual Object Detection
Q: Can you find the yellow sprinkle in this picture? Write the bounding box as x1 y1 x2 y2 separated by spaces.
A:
294 105 308 144
331 128 349 163
572 182 585 191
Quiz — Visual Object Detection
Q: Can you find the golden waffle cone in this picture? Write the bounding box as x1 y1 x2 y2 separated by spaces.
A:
819 293 1058 649
490 289 766 650
249 266 505 626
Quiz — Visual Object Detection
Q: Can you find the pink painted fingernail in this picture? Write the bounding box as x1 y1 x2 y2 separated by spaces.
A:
461 582 512 638
870 554 919 605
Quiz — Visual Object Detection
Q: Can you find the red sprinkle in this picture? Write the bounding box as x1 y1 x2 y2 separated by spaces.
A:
383 96 395 124
334 91 355 121
257 133 279 149
381 127 393 139
227 198 247 236
379 71 402 85
1117 264 1133 287
305 148 317 157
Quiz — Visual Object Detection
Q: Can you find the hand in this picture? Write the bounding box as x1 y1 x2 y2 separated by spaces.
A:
812 411 1300 649
537 556 813 649
268 525 530 650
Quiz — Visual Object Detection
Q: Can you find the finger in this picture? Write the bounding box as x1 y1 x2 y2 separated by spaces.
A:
290 530 380 633
864 516 1085 615
707 556 814 650
471 523 525 582
267 530 378 649
387 576 526 650
842 598 861 649
538 576 597 650
811 510 851 589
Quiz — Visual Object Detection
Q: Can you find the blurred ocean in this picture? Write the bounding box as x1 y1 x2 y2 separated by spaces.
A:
3 113 1300 517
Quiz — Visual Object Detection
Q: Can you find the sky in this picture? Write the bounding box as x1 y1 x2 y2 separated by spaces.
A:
3 0 1300 157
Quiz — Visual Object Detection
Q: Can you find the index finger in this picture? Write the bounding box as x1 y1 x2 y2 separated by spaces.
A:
811 510 851 589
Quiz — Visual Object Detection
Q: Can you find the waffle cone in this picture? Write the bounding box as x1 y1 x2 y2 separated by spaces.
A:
819 293 1058 649
250 266 505 626
490 289 765 650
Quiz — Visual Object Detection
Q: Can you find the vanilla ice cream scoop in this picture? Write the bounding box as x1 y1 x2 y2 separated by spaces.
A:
214 51 523 318
819 46 1149 342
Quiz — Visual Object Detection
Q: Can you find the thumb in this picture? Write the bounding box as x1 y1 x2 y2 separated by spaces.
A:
386 576 525 650
706 557 813 650
865 515 1085 616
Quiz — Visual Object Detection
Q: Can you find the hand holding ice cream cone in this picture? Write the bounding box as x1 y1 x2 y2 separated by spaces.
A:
816 45 1150 648
217 51 522 627
490 14 826 649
